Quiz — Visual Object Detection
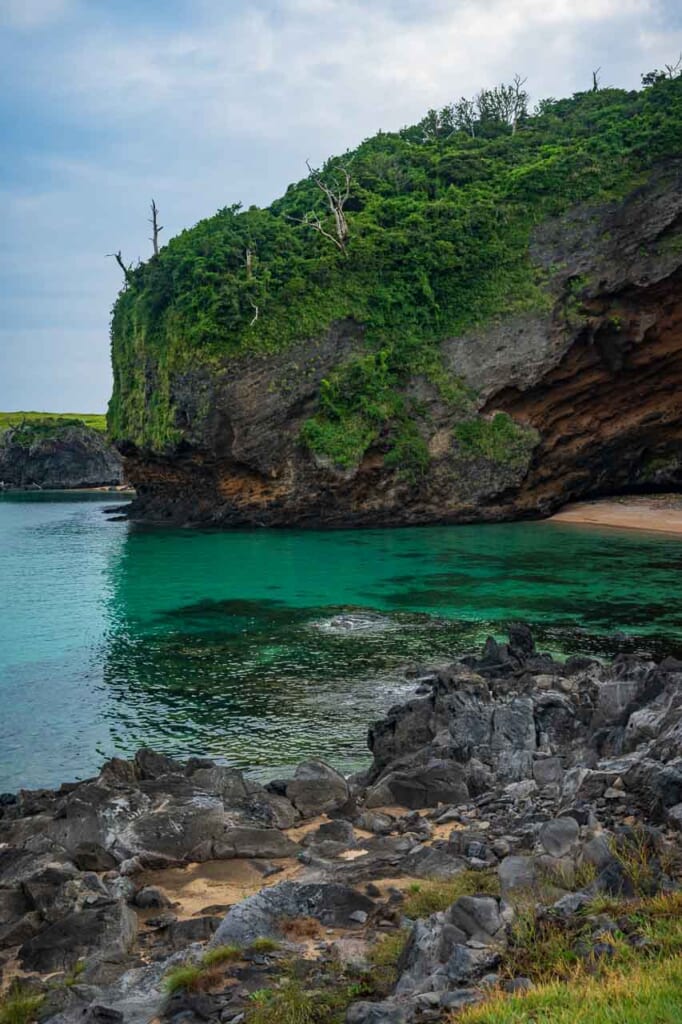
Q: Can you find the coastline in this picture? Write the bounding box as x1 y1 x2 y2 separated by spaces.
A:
550 493 682 536
2 626 682 1021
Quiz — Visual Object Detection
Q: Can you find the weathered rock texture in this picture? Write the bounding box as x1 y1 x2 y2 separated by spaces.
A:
0 423 124 490
119 164 682 526
3 630 682 1022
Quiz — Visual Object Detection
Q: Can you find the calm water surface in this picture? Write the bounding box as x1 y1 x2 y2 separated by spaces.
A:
2 492 682 791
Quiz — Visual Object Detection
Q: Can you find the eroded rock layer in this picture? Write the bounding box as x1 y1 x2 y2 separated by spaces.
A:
120 163 682 526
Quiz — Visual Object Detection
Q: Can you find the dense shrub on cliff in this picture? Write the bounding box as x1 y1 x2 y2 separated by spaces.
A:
109 76 682 463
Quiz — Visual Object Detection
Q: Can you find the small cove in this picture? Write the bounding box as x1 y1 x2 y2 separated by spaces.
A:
2 491 682 792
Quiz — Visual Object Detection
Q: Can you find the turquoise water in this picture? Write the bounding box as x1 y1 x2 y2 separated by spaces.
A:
2 492 682 792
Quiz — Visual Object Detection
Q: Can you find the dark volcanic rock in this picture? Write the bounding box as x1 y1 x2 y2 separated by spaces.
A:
19 900 137 972
210 881 376 947
118 164 682 528
0 421 123 490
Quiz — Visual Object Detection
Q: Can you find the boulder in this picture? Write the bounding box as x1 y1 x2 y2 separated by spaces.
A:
20 900 137 972
211 827 300 860
365 760 468 810
286 760 351 818
539 817 580 858
210 881 374 947
448 896 511 945
498 855 537 895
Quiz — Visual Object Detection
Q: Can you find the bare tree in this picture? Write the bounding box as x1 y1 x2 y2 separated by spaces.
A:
290 160 352 251
149 199 163 256
592 67 602 92
476 75 528 134
665 54 682 78
245 246 254 280
106 250 134 285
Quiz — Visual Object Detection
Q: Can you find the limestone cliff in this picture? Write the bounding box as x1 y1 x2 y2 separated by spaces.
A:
109 81 682 526
0 420 124 490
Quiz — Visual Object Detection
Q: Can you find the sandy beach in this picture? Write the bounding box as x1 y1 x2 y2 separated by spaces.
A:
550 494 682 536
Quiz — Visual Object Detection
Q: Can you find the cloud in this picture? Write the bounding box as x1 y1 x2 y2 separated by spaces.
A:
1 0 681 410
0 0 73 30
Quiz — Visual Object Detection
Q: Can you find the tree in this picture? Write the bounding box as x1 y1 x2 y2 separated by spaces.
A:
106 250 134 285
476 74 529 134
642 54 682 86
149 199 163 256
288 160 353 252
453 96 477 137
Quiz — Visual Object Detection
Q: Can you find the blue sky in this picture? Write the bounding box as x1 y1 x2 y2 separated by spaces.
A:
1 0 681 413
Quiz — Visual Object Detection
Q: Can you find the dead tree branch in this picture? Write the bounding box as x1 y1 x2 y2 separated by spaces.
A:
305 159 352 249
106 250 134 285
592 67 602 91
285 211 346 251
249 298 259 326
149 199 163 256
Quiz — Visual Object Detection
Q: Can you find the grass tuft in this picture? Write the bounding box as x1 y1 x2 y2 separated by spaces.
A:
403 869 500 918
249 937 281 954
455 956 682 1023
0 987 44 1024
247 978 318 1024
163 963 206 995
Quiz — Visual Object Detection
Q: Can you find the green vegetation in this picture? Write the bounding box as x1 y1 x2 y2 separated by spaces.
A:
0 986 44 1024
403 869 500 917
247 979 319 1024
455 891 682 1023
0 412 106 435
109 75 682 463
454 413 539 467
249 937 281 954
201 943 243 967
163 962 207 994
456 957 682 1024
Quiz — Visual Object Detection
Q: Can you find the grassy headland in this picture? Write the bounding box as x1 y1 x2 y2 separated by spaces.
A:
108 75 682 471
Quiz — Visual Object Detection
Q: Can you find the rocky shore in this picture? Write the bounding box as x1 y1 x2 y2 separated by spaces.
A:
2 626 682 1023
0 421 123 491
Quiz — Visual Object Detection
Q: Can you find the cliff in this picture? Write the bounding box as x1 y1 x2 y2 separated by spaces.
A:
109 78 682 526
0 417 124 490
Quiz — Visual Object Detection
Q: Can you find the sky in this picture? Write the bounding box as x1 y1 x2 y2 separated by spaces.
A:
1 1 681 413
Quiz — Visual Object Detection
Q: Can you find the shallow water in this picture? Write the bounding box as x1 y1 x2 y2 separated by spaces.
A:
2 492 682 791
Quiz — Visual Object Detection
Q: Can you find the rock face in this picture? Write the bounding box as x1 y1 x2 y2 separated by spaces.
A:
3 630 682 1023
118 163 682 527
0 422 123 490
362 625 682 828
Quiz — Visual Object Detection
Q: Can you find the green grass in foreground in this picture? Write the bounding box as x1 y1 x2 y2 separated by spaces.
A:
0 411 107 433
456 956 682 1024
0 987 44 1024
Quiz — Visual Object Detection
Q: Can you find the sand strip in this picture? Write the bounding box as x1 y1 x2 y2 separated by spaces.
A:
550 495 682 536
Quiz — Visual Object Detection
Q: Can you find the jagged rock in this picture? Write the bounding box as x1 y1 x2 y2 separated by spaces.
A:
346 1001 408 1023
401 846 467 881
498 855 536 895
211 827 300 860
365 760 469 810
210 882 375 947
19 899 137 972
395 907 500 997
539 818 580 858
286 760 351 818
448 896 512 945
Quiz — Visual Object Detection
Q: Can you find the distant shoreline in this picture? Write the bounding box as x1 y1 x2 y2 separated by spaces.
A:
0 485 134 495
550 494 682 536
